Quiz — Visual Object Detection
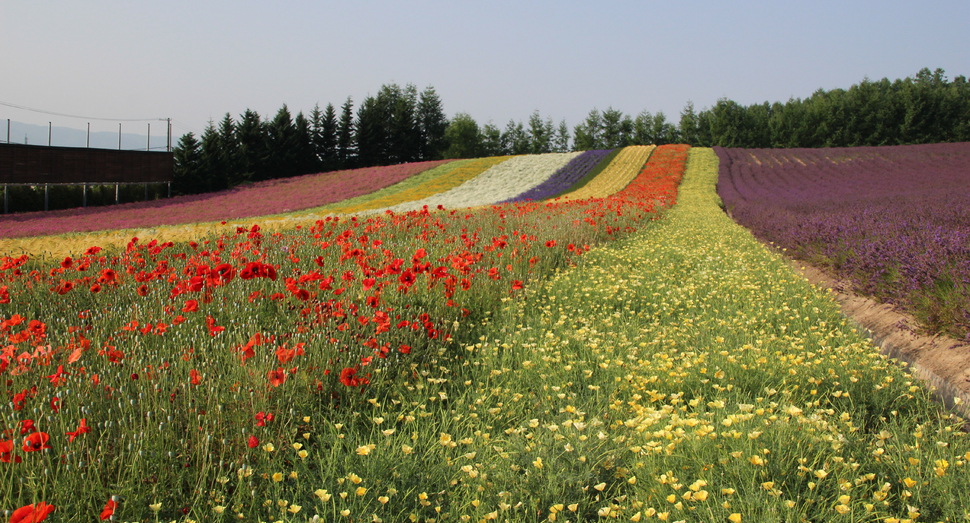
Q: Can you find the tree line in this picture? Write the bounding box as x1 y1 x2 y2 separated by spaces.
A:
171 68 970 195
687 67 970 148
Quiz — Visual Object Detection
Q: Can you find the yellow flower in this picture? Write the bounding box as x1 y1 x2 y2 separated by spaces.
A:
314 489 332 502
902 477 917 488
263 443 275 452
348 473 362 484
721 488 736 496
356 444 376 455
728 513 742 523
298 449 309 460
356 487 368 496
401 445 414 454
272 472 284 483
149 503 162 512
288 504 302 514
213 505 226 514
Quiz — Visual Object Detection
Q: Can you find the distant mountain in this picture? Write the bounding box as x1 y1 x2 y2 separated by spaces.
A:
0 120 171 151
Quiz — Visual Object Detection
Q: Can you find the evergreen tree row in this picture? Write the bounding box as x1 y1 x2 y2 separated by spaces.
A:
173 84 449 195
172 69 970 196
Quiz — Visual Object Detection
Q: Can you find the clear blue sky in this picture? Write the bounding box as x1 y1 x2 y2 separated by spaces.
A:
2 0 967 140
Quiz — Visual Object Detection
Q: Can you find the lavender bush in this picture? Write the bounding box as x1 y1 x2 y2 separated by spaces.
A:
0 160 450 238
716 143 970 340
502 149 613 203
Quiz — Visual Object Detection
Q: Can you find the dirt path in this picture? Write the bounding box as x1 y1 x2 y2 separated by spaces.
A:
792 261 970 419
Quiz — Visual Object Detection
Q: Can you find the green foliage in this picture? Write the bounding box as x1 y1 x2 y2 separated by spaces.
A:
699 68 970 147
443 112 482 159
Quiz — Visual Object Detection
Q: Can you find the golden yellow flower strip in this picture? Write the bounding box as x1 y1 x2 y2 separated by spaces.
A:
557 145 655 201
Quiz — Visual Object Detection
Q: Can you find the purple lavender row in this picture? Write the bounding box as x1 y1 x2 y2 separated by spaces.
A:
501 149 612 203
716 143 970 340
0 160 450 239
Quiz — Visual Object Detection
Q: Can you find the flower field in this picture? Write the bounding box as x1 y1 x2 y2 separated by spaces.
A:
502 150 613 204
382 153 581 214
0 161 452 240
557 146 655 201
715 143 970 341
2 144 969 522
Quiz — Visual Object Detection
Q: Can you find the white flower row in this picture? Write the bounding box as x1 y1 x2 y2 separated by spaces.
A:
379 152 582 213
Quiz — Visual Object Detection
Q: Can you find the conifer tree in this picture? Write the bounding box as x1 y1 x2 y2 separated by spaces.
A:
172 132 203 195
236 109 266 181
293 111 318 175
501 120 530 155
337 97 355 168
199 121 228 191
678 101 700 146
553 119 571 152
418 85 449 160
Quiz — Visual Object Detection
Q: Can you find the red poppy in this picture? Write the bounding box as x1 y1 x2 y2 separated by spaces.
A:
255 411 275 427
511 280 524 290
98 268 119 284
182 299 199 313
19 419 37 434
60 257 73 269
267 368 287 387
247 435 260 448
137 284 149 297
100 498 117 520
66 419 90 442
9 502 55 523
23 432 51 452
190 369 202 386
339 367 360 387
0 439 21 463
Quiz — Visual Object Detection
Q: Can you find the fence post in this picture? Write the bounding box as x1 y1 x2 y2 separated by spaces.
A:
83 184 87 208
3 185 7 214
45 184 49 211
115 184 119 205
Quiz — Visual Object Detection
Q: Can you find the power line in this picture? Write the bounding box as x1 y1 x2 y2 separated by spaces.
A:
0 100 166 122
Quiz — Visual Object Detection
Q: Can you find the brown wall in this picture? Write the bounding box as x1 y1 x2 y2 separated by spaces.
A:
0 143 173 184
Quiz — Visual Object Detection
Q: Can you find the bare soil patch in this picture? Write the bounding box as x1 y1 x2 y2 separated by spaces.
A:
792 261 970 418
